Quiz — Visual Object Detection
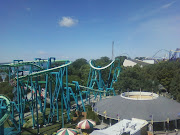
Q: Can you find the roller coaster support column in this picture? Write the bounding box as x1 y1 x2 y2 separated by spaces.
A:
16 66 22 132
61 86 64 128
88 58 121 99
8 67 11 82
72 81 86 112
34 58 43 67
9 102 19 131
43 74 49 126
47 57 56 69
0 105 6 135
35 78 40 134
66 62 70 122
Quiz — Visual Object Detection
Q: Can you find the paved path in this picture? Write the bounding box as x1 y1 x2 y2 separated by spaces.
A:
154 131 180 135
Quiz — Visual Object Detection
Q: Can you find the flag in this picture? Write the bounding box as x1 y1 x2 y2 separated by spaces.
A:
104 110 107 119
149 115 153 124
151 119 153 124
167 118 169 123
117 114 120 121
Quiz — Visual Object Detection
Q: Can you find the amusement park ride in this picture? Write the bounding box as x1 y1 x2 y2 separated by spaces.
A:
151 48 180 61
169 48 180 61
0 57 121 135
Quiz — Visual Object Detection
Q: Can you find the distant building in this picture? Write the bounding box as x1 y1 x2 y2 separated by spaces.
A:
91 118 148 135
123 59 152 67
123 59 137 67
142 60 155 64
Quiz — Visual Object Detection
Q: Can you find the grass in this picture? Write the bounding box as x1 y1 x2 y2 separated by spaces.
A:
21 108 77 135
21 121 77 135
21 122 61 135
3 105 98 135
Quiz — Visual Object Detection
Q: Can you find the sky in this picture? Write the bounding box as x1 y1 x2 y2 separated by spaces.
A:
0 0 180 62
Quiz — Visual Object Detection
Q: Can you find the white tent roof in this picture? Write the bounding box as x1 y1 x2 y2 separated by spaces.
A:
91 118 148 135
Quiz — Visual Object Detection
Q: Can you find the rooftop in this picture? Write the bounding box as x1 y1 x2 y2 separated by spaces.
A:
94 92 180 122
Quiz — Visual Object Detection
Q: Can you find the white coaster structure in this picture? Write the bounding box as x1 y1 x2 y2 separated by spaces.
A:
86 58 121 100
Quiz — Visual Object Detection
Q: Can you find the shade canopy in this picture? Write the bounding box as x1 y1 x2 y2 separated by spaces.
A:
94 94 180 122
77 119 96 129
56 128 78 135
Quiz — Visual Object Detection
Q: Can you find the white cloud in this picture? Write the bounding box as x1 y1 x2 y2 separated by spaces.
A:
26 8 31 12
38 51 47 55
61 55 69 59
129 1 176 22
58 17 78 27
161 1 176 9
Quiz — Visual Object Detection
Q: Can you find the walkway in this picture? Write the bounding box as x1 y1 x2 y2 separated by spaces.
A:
154 131 180 135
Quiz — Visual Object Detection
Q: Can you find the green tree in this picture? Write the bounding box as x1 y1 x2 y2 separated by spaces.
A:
0 76 2 82
0 82 14 100
71 58 87 70
115 56 127 65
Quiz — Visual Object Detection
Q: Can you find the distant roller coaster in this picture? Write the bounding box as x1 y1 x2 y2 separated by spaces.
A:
144 48 180 62
169 48 180 61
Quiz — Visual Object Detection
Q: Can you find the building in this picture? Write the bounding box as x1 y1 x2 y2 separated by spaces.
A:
123 59 153 67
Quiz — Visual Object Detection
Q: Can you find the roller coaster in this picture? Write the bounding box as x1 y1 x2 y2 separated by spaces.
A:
169 48 180 61
0 57 121 135
142 48 180 62
87 58 121 100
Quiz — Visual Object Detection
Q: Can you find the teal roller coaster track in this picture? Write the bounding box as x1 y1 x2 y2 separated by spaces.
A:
0 57 121 135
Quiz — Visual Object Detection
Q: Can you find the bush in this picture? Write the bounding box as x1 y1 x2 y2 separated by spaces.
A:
86 105 100 124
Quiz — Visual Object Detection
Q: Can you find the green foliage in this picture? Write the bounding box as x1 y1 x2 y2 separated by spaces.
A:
169 69 180 102
0 82 13 100
86 105 100 124
93 57 112 84
144 61 180 93
114 65 159 92
135 57 145 60
68 58 89 86
115 56 127 65
114 60 180 102
22 122 61 135
79 64 90 86
94 56 111 67
71 58 87 70
0 76 2 82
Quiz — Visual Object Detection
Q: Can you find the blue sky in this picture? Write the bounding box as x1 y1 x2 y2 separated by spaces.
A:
0 0 180 62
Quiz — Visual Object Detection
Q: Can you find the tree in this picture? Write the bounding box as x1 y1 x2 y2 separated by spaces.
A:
169 69 180 101
0 76 2 82
135 57 145 60
0 82 14 100
114 64 159 92
68 58 89 86
71 58 87 70
115 56 127 65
